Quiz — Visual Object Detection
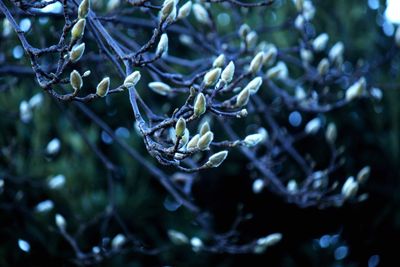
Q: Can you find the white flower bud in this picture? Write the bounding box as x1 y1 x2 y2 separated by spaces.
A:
254 233 282 253
192 3 210 25
156 33 168 58
48 174 66 189
244 77 263 94
168 230 189 245
236 88 250 107
111 234 126 249
266 61 288 80
70 43 85 63
55 214 67 231
160 0 176 22
245 31 258 48
294 15 304 30
312 33 329 52
357 166 370 184
82 70 91 77
178 1 192 19
199 121 210 136
175 117 186 137
197 131 213 150
300 49 313 64
370 87 383 101
206 150 228 167
18 239 30 253
19 100 32 123
249 52 264 74
124 71 141 88
71 19 86 40
238 24 250 39
28 93 44 109
203 68 221 86
243 133 264 147
341 176 358 200
329 42 344 63
325 122 337 144
305 117 321 135
302 0 315 20
148 81 171 95
287 180 298 193
187 134 200 150
295 86 306 100
262 45 278 66
96 77 110 97
46 138 61 155
317 58 330 75
180 128 190 148
221 61 235 83
190 237 203 252
345 77 366 101
213 54 225 68
35 200 54 213
78 0 90 19
395 26 400 47
70 70 83 91
252 179 264 194
194 93 206 116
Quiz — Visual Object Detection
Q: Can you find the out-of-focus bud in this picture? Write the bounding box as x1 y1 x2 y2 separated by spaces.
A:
175 118 186 137
180 128 190 148
345 77 366 101
124 71 141 88
55 214 67 231
71 19 86 40
252 179 264 194
46 138 61 155
395 26 400 47
238 108 248 118
19 100 32 123
70 43 85 63
148 81 171 95
243 133 264 147
262 45 277 66
266 61 288 80
236 88 250 107
317 58 330 75
341 176 358 200
302 0 315 20
96 77 110 97
197 131 213 150
300 49 313 64
287 180 298 193
205 150 228 167
192 3 210 25
28 93 44 109
357 166 370 184
194 93 206 116
106 0 120 11
156 33 169 58
168 230 189 245
244 77 263 94
190 237 203 252
305 117 321 135
48 174 66 189
78 0 90 19
187 134 200 150
254 233 282 254
70 70 83 91
325 122 337 144
199 121 210 136
295 86 306 100
203 68 221 86
221 61 235 83
213 54 225 68
370 87 383 101
238 24 250 39
111 234 126 249
160 0 176 22
82 70 91 77
293 0 304 11
178 1 192 19
312 33 329 52
294 15 304 30
245 31 258 48
329 42 344 63
35 200 54 213
249 52 264 74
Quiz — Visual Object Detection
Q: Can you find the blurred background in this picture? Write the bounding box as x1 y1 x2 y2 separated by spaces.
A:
0 0 399 266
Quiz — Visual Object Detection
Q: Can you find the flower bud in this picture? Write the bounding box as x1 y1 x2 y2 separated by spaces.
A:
48 174 66 189
294 15 304 30
190 237 203 252
293 0 304 11
96 77 110 97
305 117 321 135
55 214 67 231
244 77 263 94
180 128 190 148
249 52 264 74
70 43 85 63
78 0 90 19
324 122 337 144
175 117 186 137
111 234 126 249
148 81 171 95
82 70 91 77
203 68 221 86
254 233 282 254
213 54 225 68
106 0 120 11
345 77 366 101
156 33 169 58
328 42 344 63
70 70 83 91
312 33 329 52
245 31 258 48
187 134 200 150
243 133 264 147
221 61 235 83
238 24 250 39
266 61 288 80
46 138 61 155
160 0 176 22
199 121 210 136
341 176 358 200
252 179 264 194
262 45 277 66
71 19 86 40
287 180 298 193
357 166 370 184
317 58 330 75
192 3 210 25
178 1 192 19
206 150 228 167
194 93 206 116
236 88 250 107
295 86 306 100
124 71 141 88
197 131 213 150
300 48 313 64
303 0 315 20
168 230 189 245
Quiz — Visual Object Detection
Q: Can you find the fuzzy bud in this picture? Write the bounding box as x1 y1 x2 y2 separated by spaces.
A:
317 58 330 75
175 118 186 137
78 0 90 19
293 0 304 11
111 234 126 249
357 166 370 184
252 179 264 194
213 54 225 68
305 117 321 135
236 88 250 107
238 24 250 39
244 77 263 95
71 19 86 40
245 31 258 48
96 77 110 97
329 42 344 63
197 131 213 150
148 81 171 95
254 233 282 254
55 214 67 231
156 33 169 58
190 237 203 252
243 133 264 147
70 43 85 63
199 121 210 136
205 150 228 167
178 1 192 19
249 52 264 74
70 70 83 91
345 77 366 101
168 230 189 245
300 48 313 64
187 134 200 150
221 61 235 83
262 45 277 66
160 0 175 22
312 33 329 52
203 68 221 86
341 176 358 200
124 71 141 88
287 180 298 193
266 61 288 80
192 3 210 25
294 15 304 30
325 122 337 144
194 93 206 117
